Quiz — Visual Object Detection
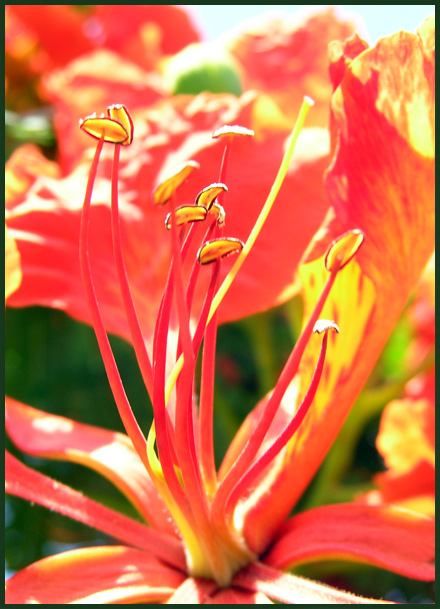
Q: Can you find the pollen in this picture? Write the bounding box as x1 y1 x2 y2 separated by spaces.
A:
313 319 340 334
212 125 255 139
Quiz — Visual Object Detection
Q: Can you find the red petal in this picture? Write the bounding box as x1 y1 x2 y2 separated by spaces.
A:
5 545 185 604
5 397 173 533
43 49 164 171
238 16 435 554
165 577 217 604
210 588 273 604
6 5 92 69
7 93 330 336
233 562 393 604
227 7 360 128
5 451 185 570
264 503 435 581
95 5 201 71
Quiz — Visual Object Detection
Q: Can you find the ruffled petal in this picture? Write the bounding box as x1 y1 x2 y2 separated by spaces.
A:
5 451 185 570
264 503 435 581
5 545 185 604
5 224 21 301
5 397 173 533
233 562 393 604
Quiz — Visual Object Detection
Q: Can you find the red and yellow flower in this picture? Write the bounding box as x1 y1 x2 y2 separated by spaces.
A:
5 9 435 605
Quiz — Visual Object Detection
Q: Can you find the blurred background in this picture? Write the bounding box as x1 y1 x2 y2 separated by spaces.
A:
5 5 434 603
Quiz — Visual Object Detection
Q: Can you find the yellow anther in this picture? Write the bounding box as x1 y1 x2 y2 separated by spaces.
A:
195 183 228 209
153 160 200 206
107 104 134 145
165 204 208 230
313 319 340 334
197 237 244 265
208 202 226 228
325 229 364 273
79 114 129 145
212 125 255 139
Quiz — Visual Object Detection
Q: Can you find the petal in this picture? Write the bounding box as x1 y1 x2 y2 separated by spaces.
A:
6 5 92 69
226 7 361 127
264 504 435 581
5 397 173 533
43 49 164 171
233 562 393 604
211 588 274 604
94 5 201 70
165 577 217 604
5 451 185 570
5 545 185 604
237 17 435 553
5 224 21 301
7 93 330 338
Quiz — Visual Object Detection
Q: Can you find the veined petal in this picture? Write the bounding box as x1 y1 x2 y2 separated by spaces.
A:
264 503 435 581
237 16 435 554
5 397 173 533
233 562 393 604
5 451 185 570
5 546 185 604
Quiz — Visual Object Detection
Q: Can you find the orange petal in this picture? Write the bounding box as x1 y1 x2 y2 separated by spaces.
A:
5 397 173 534
264 503 435 581
5 545 185 604
239 16 435 554
5 451 185 569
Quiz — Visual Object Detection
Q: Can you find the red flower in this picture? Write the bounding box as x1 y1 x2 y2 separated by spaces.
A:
5 11 435 605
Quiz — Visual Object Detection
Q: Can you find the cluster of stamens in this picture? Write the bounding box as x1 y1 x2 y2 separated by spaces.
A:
78 101 364 587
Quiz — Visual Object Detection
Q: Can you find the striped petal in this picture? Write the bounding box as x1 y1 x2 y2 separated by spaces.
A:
264 503 435 581
5 545 185 604
5 397 173 534
5 451 185 570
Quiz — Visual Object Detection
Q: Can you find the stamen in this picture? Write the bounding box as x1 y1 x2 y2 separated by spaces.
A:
153 160 200 206
224 321 339 517
110 143 154 399
79 114 129 145
212 125 255 139
208 202 226 229
325 229 364 272
197 237 244 265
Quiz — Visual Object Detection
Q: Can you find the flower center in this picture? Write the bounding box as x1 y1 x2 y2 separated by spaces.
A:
78 99 363 586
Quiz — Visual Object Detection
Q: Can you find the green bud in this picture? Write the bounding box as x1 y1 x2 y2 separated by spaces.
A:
164 43 243 97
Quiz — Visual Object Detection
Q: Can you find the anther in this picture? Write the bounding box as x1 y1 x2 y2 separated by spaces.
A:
107 104 134 145
208 202 226 229
212 125 255 139
79 114 129 145
325 229 364 273
153 160 200 206
197 237 244 265
195 183 228 209
165 205 208 230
